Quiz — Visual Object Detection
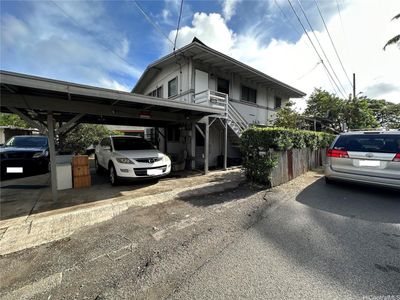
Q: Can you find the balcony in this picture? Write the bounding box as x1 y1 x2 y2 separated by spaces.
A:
193 90 228 112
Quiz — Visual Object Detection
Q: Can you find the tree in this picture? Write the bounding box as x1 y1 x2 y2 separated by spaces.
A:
59 124 115 154
366 99 400 129
272 101 305 129
344 98 378 130
0 113 29 128
383 13 400 50
304 88 345 132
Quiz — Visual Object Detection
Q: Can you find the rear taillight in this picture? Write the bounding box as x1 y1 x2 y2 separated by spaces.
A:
393 153 400 162
327 149 349 158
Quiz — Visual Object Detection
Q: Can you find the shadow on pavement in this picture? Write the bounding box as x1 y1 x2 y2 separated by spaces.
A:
296 178 400 223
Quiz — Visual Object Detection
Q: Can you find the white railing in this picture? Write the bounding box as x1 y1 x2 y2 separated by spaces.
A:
193 90 228 111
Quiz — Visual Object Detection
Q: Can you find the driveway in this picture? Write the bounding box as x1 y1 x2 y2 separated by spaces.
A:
1 171 399 299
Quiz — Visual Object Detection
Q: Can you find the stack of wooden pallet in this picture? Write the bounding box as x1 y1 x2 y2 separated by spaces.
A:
72 155 91 188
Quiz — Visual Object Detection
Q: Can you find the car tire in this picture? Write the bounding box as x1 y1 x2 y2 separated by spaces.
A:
109 163 119 186
325 177 333 184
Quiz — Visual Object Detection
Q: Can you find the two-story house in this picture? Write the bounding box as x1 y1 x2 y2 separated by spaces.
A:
132 38 305 170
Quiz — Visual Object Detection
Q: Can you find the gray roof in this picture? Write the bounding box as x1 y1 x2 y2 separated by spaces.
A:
132 38 306 98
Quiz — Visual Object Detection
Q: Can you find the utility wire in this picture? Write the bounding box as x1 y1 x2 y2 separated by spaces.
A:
295 0 348 98
273 0 302 37
50 0 137 68
131 0 175 46
173 0 184 51
287 0 346 98
314 0 352 88
295 60 322 81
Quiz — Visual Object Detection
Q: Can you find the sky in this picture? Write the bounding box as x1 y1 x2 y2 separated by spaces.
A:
1 0 399 110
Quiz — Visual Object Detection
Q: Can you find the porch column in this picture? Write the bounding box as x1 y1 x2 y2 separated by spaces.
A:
191 123 196 169
204 117 209 174
47 112 58 202
224 118 228 170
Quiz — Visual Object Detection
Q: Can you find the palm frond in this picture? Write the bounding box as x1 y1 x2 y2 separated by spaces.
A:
383 34 400 50
392 13 400 21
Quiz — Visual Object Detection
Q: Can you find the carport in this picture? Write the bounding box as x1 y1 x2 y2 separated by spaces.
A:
0 70 227 201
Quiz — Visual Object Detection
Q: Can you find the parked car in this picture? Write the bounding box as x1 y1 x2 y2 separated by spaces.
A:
325 131 400 189
95 136 171 185
0 135 49 176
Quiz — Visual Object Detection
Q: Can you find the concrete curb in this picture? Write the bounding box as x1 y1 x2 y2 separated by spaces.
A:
0 173 245 256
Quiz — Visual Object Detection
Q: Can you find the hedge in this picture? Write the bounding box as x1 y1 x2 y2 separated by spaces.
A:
240 127 336 185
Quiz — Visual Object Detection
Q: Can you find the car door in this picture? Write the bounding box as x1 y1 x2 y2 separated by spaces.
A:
99 137 112 168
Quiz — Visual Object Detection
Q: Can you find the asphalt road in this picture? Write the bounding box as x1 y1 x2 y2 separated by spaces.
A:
172 179 400 300
1 172 399 299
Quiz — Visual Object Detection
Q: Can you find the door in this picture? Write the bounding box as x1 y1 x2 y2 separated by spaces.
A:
99 137 112 168
195 69 209 95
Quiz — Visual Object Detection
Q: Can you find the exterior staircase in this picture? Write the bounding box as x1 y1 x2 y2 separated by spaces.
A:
226 102 249 137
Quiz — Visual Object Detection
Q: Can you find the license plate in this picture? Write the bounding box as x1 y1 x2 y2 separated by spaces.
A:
359 160 380 167
147 169 163 176
7 167 23 173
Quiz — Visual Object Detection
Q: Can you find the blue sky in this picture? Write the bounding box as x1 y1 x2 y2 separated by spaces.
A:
1 0 399 105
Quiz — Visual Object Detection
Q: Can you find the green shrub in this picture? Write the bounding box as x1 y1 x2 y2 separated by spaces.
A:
240 127 335 185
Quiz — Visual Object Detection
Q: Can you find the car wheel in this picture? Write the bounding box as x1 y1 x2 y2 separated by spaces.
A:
109 163 119 186
325 177 333 184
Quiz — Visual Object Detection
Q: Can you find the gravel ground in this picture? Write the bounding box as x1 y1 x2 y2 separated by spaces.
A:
0 171 399 300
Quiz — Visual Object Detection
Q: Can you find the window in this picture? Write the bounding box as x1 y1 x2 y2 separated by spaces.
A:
275 97 282 109
167 126 180 142
112 137 154 151
217 78 229 95
147 86 163 98
241 85 257 103
100 138 111 149
168 77 178 97
333 134 400 153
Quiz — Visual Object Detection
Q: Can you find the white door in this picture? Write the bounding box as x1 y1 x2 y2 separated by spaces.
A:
195 69 209 94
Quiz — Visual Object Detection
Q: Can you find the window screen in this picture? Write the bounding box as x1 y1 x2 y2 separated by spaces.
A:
168 77 178 97
241 86 257 103
275 97 282 109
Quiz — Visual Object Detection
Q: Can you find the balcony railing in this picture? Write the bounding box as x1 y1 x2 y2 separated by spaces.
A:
193 90 228 111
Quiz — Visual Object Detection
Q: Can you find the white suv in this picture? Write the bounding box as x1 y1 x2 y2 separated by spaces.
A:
95 136 171 185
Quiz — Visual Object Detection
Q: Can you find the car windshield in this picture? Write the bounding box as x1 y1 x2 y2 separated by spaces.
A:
5 136 48 148
333 134 400 153
112 137 154 151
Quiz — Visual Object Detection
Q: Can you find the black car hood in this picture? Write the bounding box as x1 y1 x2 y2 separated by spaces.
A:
0 147 46 153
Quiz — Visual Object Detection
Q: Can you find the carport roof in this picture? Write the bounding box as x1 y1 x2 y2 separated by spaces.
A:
0 70 225 127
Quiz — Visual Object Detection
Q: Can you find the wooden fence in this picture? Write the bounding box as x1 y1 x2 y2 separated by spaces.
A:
270 148 326 187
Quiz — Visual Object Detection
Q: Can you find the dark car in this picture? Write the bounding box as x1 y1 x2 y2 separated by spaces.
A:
0 135 49 177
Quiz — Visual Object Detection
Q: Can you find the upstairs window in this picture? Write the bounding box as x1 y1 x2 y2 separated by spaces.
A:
241 85 257 103
275 97 282 109
217 78 229 95
147 86 163 98
168 77 178 98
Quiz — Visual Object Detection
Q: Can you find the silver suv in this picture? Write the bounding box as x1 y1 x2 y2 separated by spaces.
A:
325 131 400 189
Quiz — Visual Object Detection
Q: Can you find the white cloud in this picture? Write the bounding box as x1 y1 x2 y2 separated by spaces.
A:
168 12 235 54
0 1 139 91
166 0 400 107
222 0 242 21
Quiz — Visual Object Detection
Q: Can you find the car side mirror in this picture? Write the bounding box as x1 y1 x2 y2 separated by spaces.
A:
103 145 111 151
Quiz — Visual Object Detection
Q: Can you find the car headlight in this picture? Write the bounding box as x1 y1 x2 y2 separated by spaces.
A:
33 151 48 158
116 157 134 164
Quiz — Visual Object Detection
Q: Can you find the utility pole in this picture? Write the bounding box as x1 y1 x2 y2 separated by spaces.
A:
353 73 356 100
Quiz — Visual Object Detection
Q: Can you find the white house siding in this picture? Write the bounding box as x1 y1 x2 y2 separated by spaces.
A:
142 61 191 101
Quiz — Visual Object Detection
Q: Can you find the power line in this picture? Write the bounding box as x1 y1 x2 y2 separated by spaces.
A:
314 0 352 88
295 60 322 81
287 0 346 98
295 0 348 97
50 0 137 68
273 0 302 37
173 0 184 51
131 0 175 46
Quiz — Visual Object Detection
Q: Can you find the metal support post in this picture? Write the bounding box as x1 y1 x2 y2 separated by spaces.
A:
204 116 209 174
47 112 58 202
224 118 228 170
